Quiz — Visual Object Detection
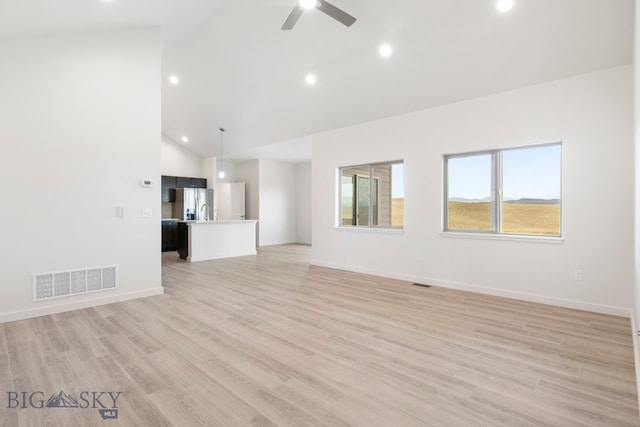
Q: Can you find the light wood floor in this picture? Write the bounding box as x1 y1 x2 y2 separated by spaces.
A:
1 244 638 426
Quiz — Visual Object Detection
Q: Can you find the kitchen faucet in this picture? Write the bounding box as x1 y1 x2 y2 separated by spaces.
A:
200 204 209 221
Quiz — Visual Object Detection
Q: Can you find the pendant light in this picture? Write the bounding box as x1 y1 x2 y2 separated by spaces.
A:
218 127 225 179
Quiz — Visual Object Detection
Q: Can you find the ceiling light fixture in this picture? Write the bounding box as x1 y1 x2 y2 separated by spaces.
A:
181 136 189 143
496 0 513 12
282 0 355 30
379 43 393 58
299 0 317 9
218 128 226 179
169 75 180 85
305 73 317 86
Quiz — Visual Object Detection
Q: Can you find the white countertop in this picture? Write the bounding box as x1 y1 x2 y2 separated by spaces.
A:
178 219 258 224
183 219 258 262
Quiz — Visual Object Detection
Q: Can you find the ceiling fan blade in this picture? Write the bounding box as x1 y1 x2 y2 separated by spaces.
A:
281 3 305 30
316 0 357 27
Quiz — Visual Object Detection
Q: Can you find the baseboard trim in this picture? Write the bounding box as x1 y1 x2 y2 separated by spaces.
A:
188 250 257 262
0 287 165 324
630 312 640 419
310 259 630 318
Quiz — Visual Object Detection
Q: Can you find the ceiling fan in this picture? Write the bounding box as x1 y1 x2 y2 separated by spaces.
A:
282 0 357 30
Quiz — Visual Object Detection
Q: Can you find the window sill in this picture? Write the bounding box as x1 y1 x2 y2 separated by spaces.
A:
335 226 404 235
440 231 563 244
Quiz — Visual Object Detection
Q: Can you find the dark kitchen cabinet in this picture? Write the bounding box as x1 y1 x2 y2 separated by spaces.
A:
175 177 190 188
176 177 207 189
178 222 189 259
162 176 206 203
161 176 177 202
162 220 178 252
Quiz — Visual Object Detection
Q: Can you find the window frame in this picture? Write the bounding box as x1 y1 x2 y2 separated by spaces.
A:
443 142 562 237
338 160 404 230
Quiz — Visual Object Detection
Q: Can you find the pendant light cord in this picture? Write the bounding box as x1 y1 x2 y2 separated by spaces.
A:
219 127 226 179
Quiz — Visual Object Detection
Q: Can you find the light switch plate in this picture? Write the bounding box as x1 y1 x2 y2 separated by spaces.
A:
141 208 153 218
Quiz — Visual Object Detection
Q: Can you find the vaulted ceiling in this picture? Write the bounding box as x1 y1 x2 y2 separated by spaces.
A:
1 0 634 159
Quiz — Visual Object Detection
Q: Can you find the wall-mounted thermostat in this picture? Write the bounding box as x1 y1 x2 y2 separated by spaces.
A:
141 179 154 188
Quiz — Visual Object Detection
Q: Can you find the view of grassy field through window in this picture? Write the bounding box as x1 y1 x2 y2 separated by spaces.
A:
446 144 561 236
447 201 560 235
392 198 404 226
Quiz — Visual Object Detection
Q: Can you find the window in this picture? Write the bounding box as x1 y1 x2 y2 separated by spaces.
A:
444 143 561 236
340 161 404 228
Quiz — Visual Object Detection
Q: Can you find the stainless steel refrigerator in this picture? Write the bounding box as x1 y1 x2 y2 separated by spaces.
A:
173 188 214 221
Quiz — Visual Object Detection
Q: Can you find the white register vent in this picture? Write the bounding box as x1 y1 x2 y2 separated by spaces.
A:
33 266 118 302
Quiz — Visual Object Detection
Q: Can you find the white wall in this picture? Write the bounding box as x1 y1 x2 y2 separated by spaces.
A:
236 160 260 221
201 156 237 187
0 28 164 322
296 162 312 245
312 66 633 316
258 159 297 246
161 134 202 177
634 0 640 345
236 159 308 246
202 156 238 220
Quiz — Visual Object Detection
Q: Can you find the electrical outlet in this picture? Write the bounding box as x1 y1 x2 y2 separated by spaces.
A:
141 208 153 219
574 269 583 281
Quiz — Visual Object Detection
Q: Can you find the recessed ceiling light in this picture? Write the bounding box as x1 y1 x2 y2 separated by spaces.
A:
181 136 189 143
299 0 317 9
305 73 317 86
169 75 180 85
496 0 513 12
379 43 393 58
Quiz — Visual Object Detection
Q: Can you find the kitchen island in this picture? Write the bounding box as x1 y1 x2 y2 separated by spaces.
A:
177 220 258 262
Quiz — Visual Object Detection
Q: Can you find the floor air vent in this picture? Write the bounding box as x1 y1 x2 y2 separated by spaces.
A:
33 266 118 302
412 283 432 288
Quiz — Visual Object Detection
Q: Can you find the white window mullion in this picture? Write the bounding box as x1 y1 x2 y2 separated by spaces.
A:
443 156 449 231
490 151 498 232
369 165 374 228
495 150 503 233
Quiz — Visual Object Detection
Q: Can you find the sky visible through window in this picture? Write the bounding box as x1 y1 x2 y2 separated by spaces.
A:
392 163 404 198
448 145 560 201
